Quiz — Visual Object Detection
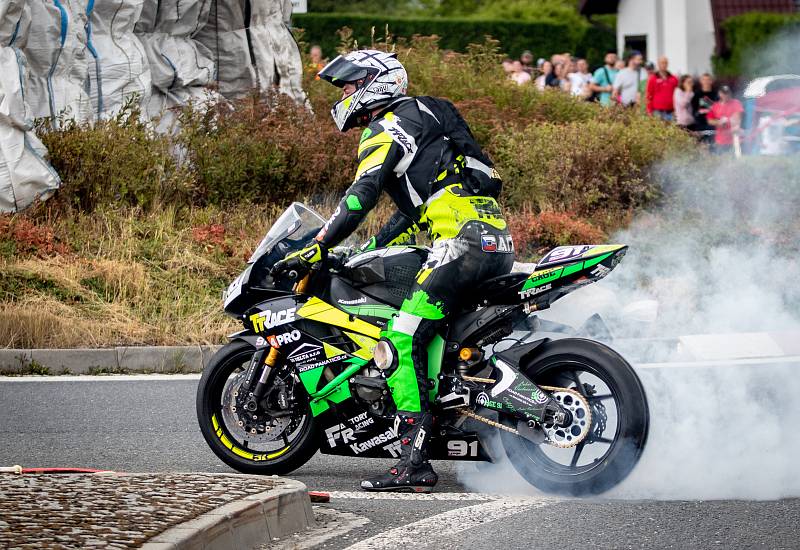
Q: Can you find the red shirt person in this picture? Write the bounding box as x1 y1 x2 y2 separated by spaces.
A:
645 56 679 120
707 85 744 151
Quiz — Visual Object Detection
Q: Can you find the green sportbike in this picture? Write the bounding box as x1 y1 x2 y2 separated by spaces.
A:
197 203 649 495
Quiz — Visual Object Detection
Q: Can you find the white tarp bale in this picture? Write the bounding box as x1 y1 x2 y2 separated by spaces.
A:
0 0 61 213
248 0 305 103
194 0 258 98
22 0 92 122
87 0 152 118
134 0 216 123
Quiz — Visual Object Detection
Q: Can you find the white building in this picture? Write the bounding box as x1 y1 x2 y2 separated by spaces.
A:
581 0 800 75
581 0 716 75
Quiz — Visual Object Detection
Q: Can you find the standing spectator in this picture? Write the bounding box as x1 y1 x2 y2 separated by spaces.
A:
590 51 618 106
640 62 655 113
502 58 514 76
510 60 531 85
520 50 535 75
673 75 695 128
646 56 679 120
535 60 553 91
692 73 719 144
307 45 327 78
614 59 626 70
568 58 593 98
707 85 744 154
548 62 567 90
612 51 644 107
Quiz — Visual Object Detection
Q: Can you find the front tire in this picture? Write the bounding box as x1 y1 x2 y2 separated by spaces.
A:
500 338 649 496
196 341 319 475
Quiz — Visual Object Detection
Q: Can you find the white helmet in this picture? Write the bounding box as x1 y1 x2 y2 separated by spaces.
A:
318 50 408 132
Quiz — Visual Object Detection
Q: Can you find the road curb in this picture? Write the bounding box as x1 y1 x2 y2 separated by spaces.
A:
141 478 315 550
0 345 222 375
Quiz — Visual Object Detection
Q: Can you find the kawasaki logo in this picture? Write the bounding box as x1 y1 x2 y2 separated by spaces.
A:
337 297 367 305
350 429 397 454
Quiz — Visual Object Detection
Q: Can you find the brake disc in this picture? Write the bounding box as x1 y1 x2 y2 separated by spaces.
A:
539 385 593 449
220 372 291 443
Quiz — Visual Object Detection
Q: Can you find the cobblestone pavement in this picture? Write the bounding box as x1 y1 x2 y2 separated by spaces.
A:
0 472 276 549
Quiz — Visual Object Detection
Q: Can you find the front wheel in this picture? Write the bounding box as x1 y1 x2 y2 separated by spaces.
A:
500 338 649 496
196 341 319 475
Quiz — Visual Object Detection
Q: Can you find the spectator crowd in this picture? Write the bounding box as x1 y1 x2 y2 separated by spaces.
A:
503 49 744 154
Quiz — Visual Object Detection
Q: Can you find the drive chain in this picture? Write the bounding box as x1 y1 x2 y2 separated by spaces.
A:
459 386 592 448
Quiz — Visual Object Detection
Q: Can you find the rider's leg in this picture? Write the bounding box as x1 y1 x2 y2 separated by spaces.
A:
360 222 515 492
360 294 443 492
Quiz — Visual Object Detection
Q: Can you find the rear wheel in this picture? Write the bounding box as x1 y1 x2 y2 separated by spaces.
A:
196 341 319 474
500 338 648 496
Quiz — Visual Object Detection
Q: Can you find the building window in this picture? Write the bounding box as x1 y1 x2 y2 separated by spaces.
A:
624 35 648 60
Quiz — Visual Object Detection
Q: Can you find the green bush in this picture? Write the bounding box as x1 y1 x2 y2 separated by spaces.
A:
490 114 696 216
36 104 191 211
178 94 358 206
293 13 602 62
36 35 694 236
713 11 800 77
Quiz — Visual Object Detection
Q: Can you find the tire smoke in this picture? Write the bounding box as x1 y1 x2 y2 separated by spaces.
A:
457 136 800 500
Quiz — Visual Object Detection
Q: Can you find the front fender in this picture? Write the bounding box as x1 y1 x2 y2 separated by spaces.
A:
227 329 269 350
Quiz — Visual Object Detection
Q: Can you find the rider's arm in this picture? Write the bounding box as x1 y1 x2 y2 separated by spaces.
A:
372 211 420 248
316 124 403 249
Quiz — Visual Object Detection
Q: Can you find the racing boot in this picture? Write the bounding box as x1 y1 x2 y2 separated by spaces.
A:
360 412 438 493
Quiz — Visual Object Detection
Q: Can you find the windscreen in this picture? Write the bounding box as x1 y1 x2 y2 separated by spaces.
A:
248 203 326 264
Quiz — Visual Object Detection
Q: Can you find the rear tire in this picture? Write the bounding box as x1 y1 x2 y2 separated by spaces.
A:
196 341 319 475
500 338 648 496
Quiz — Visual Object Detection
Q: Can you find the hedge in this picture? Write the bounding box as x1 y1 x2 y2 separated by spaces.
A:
713 11 800 77
292 13 615 67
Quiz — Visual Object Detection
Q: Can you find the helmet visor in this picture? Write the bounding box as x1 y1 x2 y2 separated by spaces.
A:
318 55 371 87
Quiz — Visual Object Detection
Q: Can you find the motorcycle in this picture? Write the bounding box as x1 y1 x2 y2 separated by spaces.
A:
197 202 649 495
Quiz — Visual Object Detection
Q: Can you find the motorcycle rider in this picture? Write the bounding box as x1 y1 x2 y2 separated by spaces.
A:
273 50 515 492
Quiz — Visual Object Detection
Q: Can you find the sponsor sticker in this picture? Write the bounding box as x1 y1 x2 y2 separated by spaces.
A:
538 245 593 266
591 264 611 278
249 307 296 333
349 429 397 454
324 412 376 448
297 354 347 372
476 392 503 410
519 283 552 300
267 329 301 348
287 343 323 364
337 297 367 305
387 126 414 153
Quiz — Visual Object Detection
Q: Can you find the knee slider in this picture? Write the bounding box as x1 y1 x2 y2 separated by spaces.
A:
374 338 399 372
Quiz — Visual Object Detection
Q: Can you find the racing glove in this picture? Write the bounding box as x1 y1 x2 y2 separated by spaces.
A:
271 241 327 279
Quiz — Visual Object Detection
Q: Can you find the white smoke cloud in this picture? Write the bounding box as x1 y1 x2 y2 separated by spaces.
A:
457 122 800 499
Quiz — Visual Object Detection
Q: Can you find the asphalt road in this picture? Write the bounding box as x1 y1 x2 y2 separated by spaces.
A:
2 375 799 550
